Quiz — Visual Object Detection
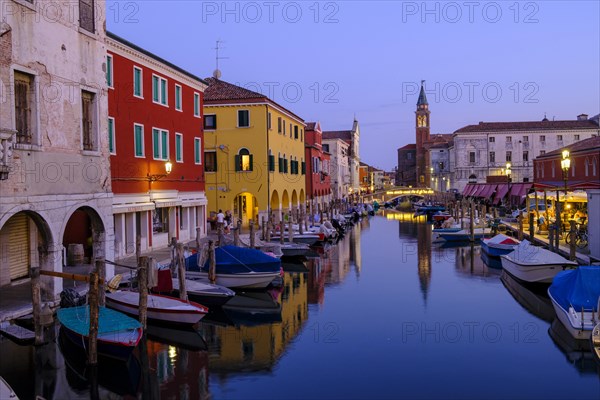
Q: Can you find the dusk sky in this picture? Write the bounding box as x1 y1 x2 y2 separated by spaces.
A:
107 1 600 171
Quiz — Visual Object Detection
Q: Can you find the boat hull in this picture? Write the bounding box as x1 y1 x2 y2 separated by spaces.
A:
105 293 207 325
60 325 141 360
186 270 280 289
481 241 517 257
500 256 566 283
171 279 235 307
549 292 594 340
439 231 489 242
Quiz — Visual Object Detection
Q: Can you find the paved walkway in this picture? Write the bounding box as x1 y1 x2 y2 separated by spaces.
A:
0 232 227 324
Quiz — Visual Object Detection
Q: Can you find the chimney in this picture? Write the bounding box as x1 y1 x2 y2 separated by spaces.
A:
577 114 588 121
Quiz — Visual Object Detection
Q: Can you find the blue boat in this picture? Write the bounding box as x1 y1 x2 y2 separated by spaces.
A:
57 305 143 360
186 245 282 289
548 267 600 340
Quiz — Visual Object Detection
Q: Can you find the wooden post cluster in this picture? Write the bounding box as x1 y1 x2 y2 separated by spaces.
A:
288 213 294 243
528 212 535 240
261 216 266 240
279 220 285 244
233 225 240 247
517 214 524 241
176 243 187 301
138 256 149 330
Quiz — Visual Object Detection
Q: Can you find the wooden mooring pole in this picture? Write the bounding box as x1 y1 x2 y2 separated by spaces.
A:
250 221 255 248
208 240 216 284
138 256 149 331
469 201 475 242
280 220 285 244
88 271 99 366
176 243 187 301
569 221 577 261
96 258 106 307
30 267 43 346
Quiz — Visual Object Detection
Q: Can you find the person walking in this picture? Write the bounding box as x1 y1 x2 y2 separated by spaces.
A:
216 209 225 232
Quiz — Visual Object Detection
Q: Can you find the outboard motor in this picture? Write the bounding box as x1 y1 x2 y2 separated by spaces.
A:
60 288 85 308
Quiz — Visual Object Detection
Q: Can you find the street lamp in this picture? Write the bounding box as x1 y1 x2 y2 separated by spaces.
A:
506 162 512 207
561 150 570 192
148 160 173 182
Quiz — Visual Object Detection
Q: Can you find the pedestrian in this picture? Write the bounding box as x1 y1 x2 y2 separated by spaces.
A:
224 210 232 234
216 209 225 232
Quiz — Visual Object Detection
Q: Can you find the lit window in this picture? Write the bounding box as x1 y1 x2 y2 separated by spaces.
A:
236 148 252 171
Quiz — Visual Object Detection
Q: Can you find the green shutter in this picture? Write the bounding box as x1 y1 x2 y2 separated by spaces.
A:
269 155 275 171
234 155 241 172
153 129 159 158
301 161 306 175
279 158 283 173
176 86 181 110
249 154 254 171
176 135 181 161
194 94 199 116
161 131 168 159
284 159 288 174
194 139 201 164
135 125 143 157
108 118 114 153
134 68 141 97
152 76 159 102
106 56 112 87
160 79 167 105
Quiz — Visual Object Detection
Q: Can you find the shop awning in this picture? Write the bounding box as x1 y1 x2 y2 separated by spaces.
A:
112 202 155 214
512 183 533 198
462 184 474 196
493 184 510 205
480 184 498 198
472 185 486 197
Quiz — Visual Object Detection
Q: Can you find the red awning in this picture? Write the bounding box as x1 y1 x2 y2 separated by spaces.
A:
481 184 498 198
493 184 510 204
463 184 473 196
468 184 479 196
471 185 483 197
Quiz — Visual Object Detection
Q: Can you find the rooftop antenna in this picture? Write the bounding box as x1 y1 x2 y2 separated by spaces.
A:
213 39 228 79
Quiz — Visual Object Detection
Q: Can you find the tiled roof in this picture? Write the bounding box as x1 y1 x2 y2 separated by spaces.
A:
455 119 599 133
305 122 317 131
323 130 352 141
398 143 416 150
203 77 266 101
537 136 600 159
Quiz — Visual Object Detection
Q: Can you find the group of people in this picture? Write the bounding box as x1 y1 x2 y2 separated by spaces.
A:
215 209 233 233
535 207 587 234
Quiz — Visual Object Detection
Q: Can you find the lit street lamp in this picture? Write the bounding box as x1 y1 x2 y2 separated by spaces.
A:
148 160 173 182
506 162 512 207
561 150 570 192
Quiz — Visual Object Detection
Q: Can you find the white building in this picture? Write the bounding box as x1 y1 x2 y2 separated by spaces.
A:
0 0 114 300
322 139 350 201
323 119 361 197
451 115 600 192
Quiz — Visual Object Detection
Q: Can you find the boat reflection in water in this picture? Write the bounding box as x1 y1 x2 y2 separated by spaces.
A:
448 243 502 279
548 319 600 376
197 272 307 378
500 271 555 323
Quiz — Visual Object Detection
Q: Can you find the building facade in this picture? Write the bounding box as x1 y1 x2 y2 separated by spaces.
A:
203 78 306 224
0 0 114 297
322 138 350 201
323 119 361 196
396 144 417 186
107 32 208 258
305 122 331 213
427 134 453 192
451 115 600 192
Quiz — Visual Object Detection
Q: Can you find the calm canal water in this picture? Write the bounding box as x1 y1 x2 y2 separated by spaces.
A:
1 212 599 399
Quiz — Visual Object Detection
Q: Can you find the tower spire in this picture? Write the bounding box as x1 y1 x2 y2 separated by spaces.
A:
417 80 428 107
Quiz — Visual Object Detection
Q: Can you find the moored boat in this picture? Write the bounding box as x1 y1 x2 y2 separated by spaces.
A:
0 376 18 400
548 266 600 340
592 323 600 362
438 228 491 242
269 233 321 245
170 278 235 306
105 291 208 325
481 234 520 257
500 240 577 283
186 245 282 289
57 305 143 360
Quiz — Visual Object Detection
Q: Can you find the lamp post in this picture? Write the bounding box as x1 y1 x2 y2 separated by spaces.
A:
506 162 512 206
561 150 570 193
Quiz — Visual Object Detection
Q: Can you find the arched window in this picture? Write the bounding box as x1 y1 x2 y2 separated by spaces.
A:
585 158 589 177
593 158 598 176
468 174 477 183
235 148 253 171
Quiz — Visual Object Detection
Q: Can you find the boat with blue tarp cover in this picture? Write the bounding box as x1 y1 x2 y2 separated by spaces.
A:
57 305 143 359
185 245 282 289
548 266 600 340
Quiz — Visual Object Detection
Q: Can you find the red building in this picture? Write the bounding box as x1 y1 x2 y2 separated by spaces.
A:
107 32 208 258
305 122 332 213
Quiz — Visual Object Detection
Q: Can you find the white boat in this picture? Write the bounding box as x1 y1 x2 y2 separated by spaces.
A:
171 278 235 306
105 291 208 325
269 233 321 245
438 228 491 242
500 240 577 283
187 270 280 289
548 266 600 340
592 323 600 361
481 234 520 257
0 377 18 399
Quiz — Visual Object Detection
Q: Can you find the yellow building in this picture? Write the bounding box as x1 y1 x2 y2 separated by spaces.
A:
203 78 306 225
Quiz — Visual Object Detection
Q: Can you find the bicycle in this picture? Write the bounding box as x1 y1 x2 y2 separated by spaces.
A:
565 224 588 249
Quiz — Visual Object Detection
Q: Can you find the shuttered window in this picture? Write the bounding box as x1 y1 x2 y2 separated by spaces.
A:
175 133 183 162
152 128 169 160
81 90 95 150
194 138 202 164
14 72 33 144
79 0 95 32
134 124 144 157
108 117 115 154
134 67 143 97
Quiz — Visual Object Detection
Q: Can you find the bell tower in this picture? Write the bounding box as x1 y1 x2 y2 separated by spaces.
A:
415 80 431 187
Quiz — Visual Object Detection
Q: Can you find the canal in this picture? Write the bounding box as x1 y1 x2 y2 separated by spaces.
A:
1 212 599 399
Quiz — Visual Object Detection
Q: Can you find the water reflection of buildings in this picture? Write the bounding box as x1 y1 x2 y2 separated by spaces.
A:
416 222 432 306
197 272 308 381
306 257 325 305
449 244 501 279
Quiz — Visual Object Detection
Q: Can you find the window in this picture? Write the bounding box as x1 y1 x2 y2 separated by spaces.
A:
593 159 597 176
294 125 299 139
108 117 115 154
323 144 329 152
489 152 495 163
236 148 252 171
301 160 306 174
575 134 580 141
81 90 96 151
238 110 249 127
540 150 545 156
268 150 275 172
585 158 589 177
469 152 475 163
204 114 216 130
523 136 528 142
194 138 202 164
523 151 528 162
557 135 563 141
506 151 512 162
506 136 512 142
134 124 144 157
289 123 292 138
152 208 168 234
268 113 272 130
14 71 35 145
283 120 286 135
152 128 169 160
152 75 167 105
407 153 412 160
540 135 546 142
175 133 183 162
204 151 217 172
175 85 182 111
551 161 555 178
301 129 303 142
194 93 200 117
278 153 283 173
106 55 113 88
277 117 282 133
133 67 143 98
489 137 495 143
79 0 95 32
